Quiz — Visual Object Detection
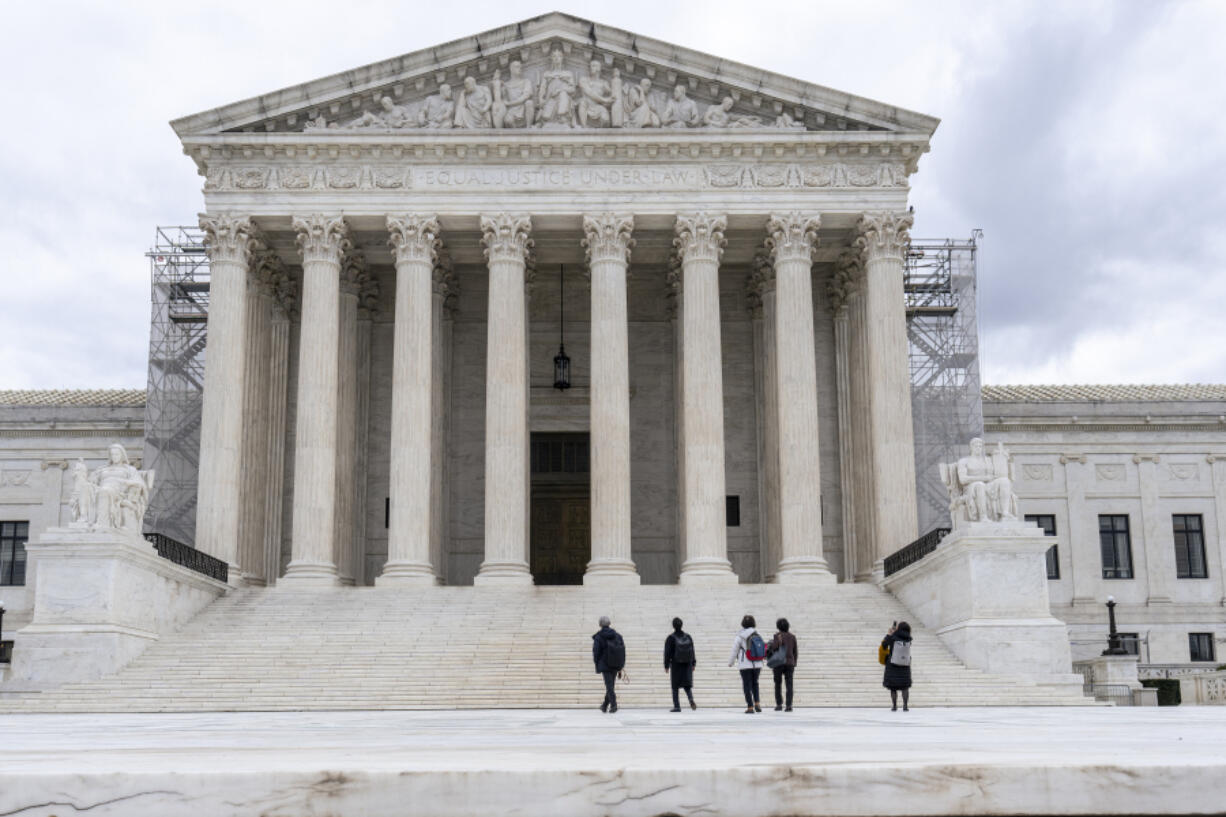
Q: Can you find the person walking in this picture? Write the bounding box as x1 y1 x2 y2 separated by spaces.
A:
728 614 766 713
768 617 798 711
663 617 697 712
592 615 625 713
882 621 913 711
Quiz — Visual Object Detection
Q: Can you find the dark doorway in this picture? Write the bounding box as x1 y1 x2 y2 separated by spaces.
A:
530 432 590 585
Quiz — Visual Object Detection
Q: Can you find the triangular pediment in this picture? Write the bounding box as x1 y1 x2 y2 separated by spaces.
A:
172 13 938 139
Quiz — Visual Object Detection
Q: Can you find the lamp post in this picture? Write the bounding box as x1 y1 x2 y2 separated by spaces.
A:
553 265 571 391
1102 595 1128 656
0 599 6 664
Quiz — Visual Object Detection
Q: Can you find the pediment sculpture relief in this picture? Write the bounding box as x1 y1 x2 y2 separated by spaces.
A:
68 443 155 537
939 438 1020 529
304 48 820 133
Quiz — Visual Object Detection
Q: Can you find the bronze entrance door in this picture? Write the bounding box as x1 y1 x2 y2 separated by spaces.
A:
529 433 590 585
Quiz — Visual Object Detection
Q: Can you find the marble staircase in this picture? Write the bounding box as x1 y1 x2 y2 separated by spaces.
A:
0 583 1091 711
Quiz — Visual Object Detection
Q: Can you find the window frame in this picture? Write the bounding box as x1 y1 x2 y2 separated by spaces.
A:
0 520 30 587
1172 514 1208 579
1188 632 1216 663
1098 514 1134 580
1025 514 1059 580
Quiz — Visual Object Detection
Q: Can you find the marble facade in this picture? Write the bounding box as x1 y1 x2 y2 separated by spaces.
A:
175 13 934 589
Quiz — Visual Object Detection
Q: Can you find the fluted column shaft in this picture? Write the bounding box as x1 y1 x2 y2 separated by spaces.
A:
381 215 441 585
828 256 860 582
429 261 453 584
238 268 272 584
847 284 877 581
675 214 737 585
333 270 360 586
476 214 534 585
767 214 834 583
582 214 640 585
856 212 919 561
284 214 349 584
196 213 256 578
263 310 291 584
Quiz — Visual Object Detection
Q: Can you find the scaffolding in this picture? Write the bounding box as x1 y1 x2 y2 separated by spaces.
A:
906 232 985 536
142 226 210 545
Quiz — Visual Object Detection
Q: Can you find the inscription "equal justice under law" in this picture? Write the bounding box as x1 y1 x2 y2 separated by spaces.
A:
417 166 698 188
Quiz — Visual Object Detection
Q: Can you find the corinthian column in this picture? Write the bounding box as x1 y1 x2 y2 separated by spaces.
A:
196 212 257 580
674 213 737 584
766 214 834 583
855 212 919 560
827 253 859 582
748 252 781 581
380 214 441 586
582 214 640 585
334 248 364 586
283 214 350 585
475 214 534 586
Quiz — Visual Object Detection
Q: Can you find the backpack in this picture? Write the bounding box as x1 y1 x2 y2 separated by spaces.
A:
604 632 626 671
889 639 912 667
672 633 695 664
745 631 767 662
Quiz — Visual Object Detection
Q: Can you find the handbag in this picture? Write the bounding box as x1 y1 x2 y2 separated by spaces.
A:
877 644 889 665
766 640 788 669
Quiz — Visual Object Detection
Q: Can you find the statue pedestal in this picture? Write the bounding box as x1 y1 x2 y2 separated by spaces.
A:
4 528 228 690
883 522 1083 695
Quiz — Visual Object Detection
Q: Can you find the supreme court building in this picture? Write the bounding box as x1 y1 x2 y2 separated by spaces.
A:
176 12 935 589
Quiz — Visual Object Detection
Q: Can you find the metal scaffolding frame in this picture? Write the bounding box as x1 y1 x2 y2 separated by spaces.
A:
906 232 985 537
142 226 209 545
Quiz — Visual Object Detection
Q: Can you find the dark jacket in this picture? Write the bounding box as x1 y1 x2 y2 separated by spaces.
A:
882 632 913 690
769 631 798 668
592 626 621 674
664 631 697 688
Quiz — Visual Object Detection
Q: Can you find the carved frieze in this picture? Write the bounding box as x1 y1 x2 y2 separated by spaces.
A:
1022 464 1054 482
1095 464 1126 482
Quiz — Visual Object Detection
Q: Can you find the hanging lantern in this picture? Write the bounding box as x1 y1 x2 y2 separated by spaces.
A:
553 264 571 391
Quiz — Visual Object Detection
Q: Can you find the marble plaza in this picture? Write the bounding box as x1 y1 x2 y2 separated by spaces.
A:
3 707 1225 816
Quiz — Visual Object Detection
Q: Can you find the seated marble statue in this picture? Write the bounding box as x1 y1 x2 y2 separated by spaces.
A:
577 60 614 127
454 76 493 129
703 97 763 128
347 96 412 129
536 49 577 128
940 438 1019 528
663 84 700 128
491 61 535 128
623 78 660 128
419 84 456 129
69 443 155 536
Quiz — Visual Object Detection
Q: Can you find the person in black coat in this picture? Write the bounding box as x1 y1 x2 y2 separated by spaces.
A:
592 615 623 713
663 617 697 712
881 621 913 711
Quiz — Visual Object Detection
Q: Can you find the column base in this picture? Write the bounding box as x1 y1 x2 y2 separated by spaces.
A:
240 572 267 588
583 559 641 586
474 560 534 587
678 557 739 586
376 561 440 587
280 561 342 586
774 557 837 585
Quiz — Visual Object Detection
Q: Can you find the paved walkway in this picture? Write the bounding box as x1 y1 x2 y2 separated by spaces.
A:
2 707 1222 816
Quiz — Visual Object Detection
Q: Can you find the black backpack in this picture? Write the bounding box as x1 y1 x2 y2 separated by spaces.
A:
604 632 626 670
672 633 695 664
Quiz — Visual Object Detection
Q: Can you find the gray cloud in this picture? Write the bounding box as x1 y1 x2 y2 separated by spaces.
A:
1 0 1222 387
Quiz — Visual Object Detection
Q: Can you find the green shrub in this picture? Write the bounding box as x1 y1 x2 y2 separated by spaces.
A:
1141 679 1181 706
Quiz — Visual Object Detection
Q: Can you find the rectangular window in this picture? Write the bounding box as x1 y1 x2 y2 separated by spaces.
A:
1025 514 1059 579
726 496 740 527
1173 514 1208 579
1117 632 1140 657
1099 515 1133 579
0 521 29 586
1189 633 1216 662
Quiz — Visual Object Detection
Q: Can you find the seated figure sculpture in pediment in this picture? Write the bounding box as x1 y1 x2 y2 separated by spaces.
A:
68 443 155 537
663 84 700 128
940 438 1020 529
577 60 615 128
622 78 661 128
419 83 456 129
454 76 493 129
537 49 577 128
347 96 413 129
491 61 535 128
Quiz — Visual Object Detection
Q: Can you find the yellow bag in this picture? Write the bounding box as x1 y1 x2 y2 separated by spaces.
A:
877 644 889 666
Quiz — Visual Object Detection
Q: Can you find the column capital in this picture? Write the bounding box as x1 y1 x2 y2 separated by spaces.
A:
765 212 821 265
199 212 260 266
386 214 442 266
340 246 368 297
432 251 456 297
480 213 533 264
746 249 774 318
293 214 350 265
673 213 727 264
581 213 635 266
826 251 862 316
664 251 682 319
252 248 298 319
854 211 913 263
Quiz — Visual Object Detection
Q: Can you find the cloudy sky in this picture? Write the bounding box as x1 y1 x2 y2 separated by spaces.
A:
1 0 1223 389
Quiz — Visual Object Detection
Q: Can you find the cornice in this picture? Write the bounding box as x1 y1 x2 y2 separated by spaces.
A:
986 422 1226 434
